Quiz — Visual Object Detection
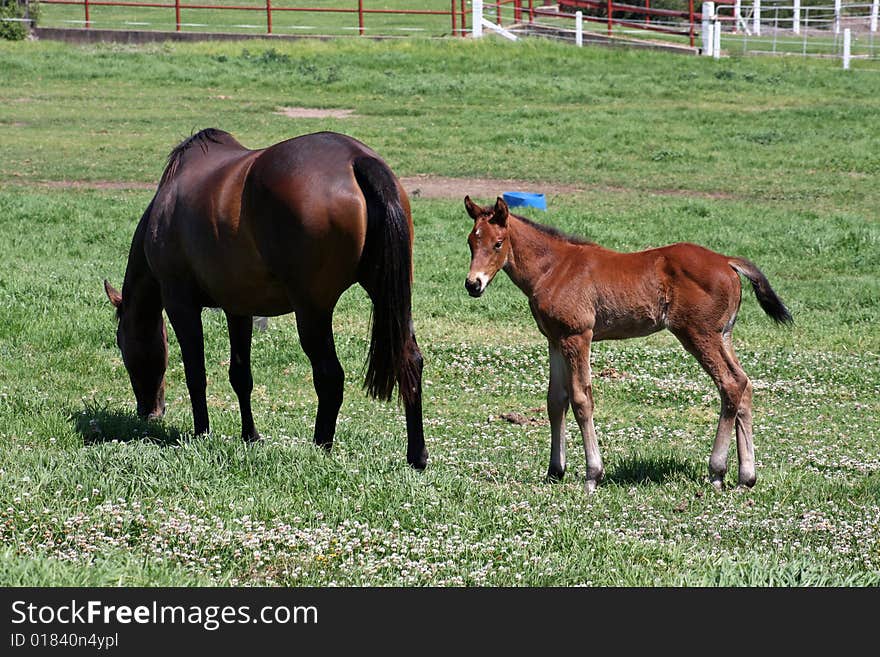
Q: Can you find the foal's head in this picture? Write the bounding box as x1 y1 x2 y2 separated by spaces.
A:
104 280 167 421
463 195 511 298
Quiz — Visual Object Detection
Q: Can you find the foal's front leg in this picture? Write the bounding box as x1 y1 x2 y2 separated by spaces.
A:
546 344 570 482
225 312 261 443
560 333 604 493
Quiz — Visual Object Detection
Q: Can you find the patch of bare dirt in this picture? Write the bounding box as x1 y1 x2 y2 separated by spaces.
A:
401 175 582 200
29 176 581 198
275 107 358 119
37 180 154 190
27 176 737 202
596 366 628 380
494 410 548 426
401 176 737 201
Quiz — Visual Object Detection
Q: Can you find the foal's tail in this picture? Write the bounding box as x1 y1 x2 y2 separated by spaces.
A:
729 258 793 325
352 156 420 404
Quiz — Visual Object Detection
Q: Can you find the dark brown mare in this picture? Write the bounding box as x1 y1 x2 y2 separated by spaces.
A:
104 129 427 469
463 196 792 492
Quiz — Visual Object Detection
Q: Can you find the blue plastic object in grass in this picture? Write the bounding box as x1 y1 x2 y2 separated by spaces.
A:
502 191 547 211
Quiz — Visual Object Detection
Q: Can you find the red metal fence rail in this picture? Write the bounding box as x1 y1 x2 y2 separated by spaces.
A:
38 0 470 36
484 0 722 48
554 0 695 43
36 0 735 47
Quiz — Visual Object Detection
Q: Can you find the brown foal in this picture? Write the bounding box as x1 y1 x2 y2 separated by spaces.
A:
464 196 792 492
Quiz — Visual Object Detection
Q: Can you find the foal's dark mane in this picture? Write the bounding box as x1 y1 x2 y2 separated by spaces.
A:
159 128 239 187
513 212 596 246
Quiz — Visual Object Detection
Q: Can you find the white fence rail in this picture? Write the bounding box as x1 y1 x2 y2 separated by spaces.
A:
471 0 879 62
717 0 878 61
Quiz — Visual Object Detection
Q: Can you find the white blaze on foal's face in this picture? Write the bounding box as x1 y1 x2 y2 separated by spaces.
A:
464 195 510 298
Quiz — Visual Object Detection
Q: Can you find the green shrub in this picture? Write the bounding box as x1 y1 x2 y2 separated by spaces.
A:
0 0 35 41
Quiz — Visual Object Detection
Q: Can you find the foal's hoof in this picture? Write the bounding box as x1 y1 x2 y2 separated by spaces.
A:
710 477 725 491
408 448 429 471
243 431 262 444
737 472 757 489
584 479 599 495
545 467 565 483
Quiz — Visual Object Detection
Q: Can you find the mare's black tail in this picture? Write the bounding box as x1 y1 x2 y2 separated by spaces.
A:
352 156 420 404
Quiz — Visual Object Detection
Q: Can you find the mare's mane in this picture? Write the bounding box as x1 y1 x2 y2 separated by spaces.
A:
159 128 240 187
513 213 596 247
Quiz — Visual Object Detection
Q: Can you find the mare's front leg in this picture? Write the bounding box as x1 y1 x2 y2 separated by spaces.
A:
165 302 209 436
296 308 344 450
546 343 570 482
561 332 604 493
400 327 428 470
225 312 261 443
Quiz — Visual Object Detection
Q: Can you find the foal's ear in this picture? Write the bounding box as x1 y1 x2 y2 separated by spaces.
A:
490 197 509 227
464 195 483 221
104 279 122 308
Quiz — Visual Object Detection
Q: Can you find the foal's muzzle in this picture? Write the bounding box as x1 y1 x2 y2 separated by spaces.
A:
465 277 484 298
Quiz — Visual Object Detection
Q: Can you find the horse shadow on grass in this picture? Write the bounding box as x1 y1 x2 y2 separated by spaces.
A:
71 403 183 447
603 452 703 486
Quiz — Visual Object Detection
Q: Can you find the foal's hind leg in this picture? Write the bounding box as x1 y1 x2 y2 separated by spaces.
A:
546 343 570 482
225 312 261 443
673 329 754 489
728 339 756 488
296 308 344 450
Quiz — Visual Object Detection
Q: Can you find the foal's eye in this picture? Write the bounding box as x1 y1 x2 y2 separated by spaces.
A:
494 240 503 250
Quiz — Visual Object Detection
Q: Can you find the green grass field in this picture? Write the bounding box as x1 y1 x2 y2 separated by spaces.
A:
0 36 878 586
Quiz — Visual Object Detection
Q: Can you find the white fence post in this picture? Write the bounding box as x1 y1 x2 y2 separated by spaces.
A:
834 0 841 34
842 27 851 68
733 0 741 33
576 10 583 46
702 1 716 55
473 0 483 37
714 15 721 58
753 0 761 36
793 0 800 34
871 0 878 33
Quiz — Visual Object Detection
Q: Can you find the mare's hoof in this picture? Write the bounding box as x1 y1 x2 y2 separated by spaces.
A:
545 467 565 483
710 477 725 491
243 432 262 444
737 472 757 489
584 480 599 495
408 448 429 471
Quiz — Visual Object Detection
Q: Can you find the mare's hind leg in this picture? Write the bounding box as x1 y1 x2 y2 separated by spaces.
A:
296 308 344 450
400 326 428 470
164 303 209 436
546 343 570 482
225 312 261 443
673 328 754 489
